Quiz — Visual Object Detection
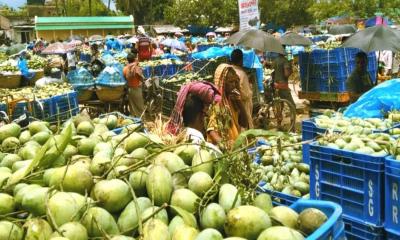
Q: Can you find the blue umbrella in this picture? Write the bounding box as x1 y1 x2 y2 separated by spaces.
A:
161 38 188 51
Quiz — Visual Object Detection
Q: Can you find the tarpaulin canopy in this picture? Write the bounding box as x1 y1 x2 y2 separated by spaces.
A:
191 46 265 92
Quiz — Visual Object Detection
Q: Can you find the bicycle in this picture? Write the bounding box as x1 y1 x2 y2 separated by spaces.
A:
254 76 296 132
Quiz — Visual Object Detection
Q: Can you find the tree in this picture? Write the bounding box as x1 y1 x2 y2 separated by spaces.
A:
56 0 112 16
259 0 314 27
164 0 238 27
114 0 173 25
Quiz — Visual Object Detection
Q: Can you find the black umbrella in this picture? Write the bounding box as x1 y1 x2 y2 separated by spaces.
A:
342 25 400 85
341 25 400 52
225 29 285 54
279 32 313 46
328 25 357 35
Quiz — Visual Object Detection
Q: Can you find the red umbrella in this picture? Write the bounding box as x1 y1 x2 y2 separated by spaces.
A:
42 42 74 55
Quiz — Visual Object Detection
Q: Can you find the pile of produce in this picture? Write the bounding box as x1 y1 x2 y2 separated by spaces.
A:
139 59 184 68
314 114 395 134
115 55 128 65
316 132 394 156
255 134 310 199
162 72 213 85
27 55 47 70
0 83 73 103
314 41 342 50
0 52 8 62
0 60 19 74
0 116 330 240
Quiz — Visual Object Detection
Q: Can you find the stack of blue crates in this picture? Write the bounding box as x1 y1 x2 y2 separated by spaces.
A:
299 48 377 93
385 156 400 239
309 142 386 239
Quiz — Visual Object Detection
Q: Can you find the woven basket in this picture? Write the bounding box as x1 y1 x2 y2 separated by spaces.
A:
96 86 125 102
29 70 44 86
0 74 21 89
78 89 94 102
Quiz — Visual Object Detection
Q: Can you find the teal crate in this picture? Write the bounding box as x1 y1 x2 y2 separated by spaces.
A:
290 199 344 240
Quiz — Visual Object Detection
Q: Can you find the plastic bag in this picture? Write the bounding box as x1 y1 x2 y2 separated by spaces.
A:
67 67 95 90
344 79 400 118
95 64 126 87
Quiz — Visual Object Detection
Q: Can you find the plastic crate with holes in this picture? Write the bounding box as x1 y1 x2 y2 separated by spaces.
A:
192 57 228 77
290 199 346 240
384 156 400 239
160 87 177 116
9 97 54 121
309 142 386 226
301 118 399 163
99 112 142 135
343 215 386 240
51 91 79 122
299 48 377 92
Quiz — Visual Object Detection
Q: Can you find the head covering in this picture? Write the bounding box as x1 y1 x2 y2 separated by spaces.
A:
166 81 221 135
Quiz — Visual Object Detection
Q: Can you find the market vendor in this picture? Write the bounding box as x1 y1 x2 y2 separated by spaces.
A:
271 52 295 107
123 53 145 117
346 52 373 101
17 51 35 86
166 81 221 145
35 66 63 88
207 50 254 147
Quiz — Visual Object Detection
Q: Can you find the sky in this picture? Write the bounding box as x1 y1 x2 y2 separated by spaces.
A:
0 0 116 10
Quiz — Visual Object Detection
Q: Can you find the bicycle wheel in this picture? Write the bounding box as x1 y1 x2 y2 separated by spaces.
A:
256 99 296 132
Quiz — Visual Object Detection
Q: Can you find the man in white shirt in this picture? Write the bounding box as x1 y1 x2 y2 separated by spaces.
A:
376 51 393 75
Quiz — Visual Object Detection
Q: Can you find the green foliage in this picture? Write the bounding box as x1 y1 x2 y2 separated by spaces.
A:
116 0 400 28
62 0 113 16
164 0 238 27
259 0 314 27
0 5 28 17
115 0 173 24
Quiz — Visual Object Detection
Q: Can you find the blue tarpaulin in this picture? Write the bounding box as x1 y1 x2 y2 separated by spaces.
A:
344 79 400 118
160 53 181 61
191 46 265 92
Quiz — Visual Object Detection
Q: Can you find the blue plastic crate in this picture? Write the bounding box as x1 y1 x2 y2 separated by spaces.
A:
80 53 91 63
99 112 143 135
31 97 53 120
290 199 345 240
385 156 400 236
142 66 152 79
386 229 400 240
258 184 300 206
319 80 347 93
51 91 79 122
166 64 176 76
0 103 6 113
344 215 385 240
310 142 386 226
